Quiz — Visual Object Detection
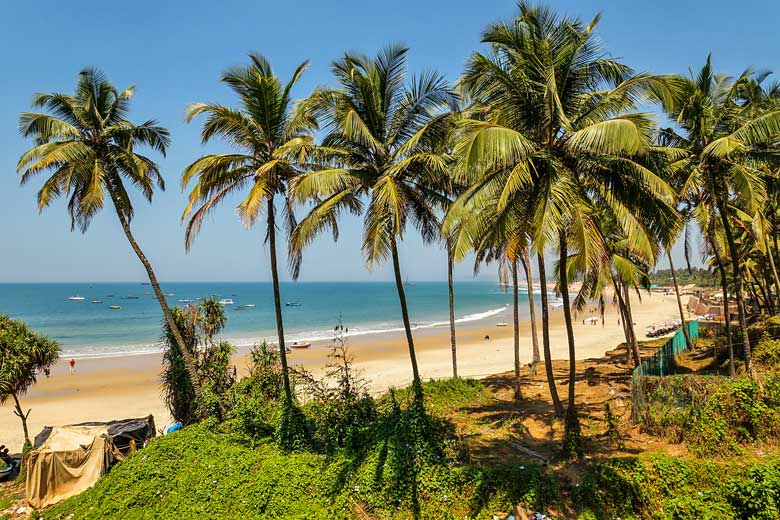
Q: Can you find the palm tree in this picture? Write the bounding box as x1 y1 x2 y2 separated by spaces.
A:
660 57 780 378
16 69 208 418
291 45 457 399
451 2 676 456
181 53 318 408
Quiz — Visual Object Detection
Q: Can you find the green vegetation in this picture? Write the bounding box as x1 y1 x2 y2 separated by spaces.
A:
644 375 780 457
650 267 720 287
42 378 780 519
0 315 59 448
754 333 780 369
162 298 235 424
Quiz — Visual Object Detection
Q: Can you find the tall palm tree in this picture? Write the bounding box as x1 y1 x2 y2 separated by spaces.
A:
16 69 208 418
449 2 676 456
181 53 318 407
291 45 457 399
660 57 780 378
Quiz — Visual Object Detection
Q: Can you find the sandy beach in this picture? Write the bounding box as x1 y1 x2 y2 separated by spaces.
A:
0 291 683 451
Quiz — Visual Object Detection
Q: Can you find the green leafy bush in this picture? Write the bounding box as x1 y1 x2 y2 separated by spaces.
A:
755 333 780 369
644 375 780 456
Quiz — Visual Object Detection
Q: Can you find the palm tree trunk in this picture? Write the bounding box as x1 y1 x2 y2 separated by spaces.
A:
621 282 642 366
109 193 208 419
618 280 642 366
599 295 605 327
537 253 564 416
267 198 293 406
612 275 638 366
715 194 754 378
512 259 522 399
747 279 766 314
11 392 31 448
391 238 422 396
710 169 754 366
766 236 780 312
710 235 735 375
521 249 541 375
667 251 693 349
447 239 457 378
558 235 582 458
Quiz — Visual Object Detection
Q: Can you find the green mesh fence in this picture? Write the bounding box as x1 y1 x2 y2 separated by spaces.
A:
631 320 699 422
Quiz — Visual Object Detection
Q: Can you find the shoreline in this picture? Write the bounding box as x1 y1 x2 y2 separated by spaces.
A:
0 292 683 451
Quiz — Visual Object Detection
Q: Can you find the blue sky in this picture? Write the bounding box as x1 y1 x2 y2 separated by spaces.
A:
0 0 777 282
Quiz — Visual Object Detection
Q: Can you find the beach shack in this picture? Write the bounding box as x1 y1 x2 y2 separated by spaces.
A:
25 416 155 508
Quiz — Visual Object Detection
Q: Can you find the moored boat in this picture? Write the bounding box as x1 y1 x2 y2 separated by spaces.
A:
289 341 311 349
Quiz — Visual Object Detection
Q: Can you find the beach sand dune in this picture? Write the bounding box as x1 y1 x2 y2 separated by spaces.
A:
0 292 682 452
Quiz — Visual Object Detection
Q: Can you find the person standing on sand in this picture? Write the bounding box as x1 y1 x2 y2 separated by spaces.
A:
69 359 75 374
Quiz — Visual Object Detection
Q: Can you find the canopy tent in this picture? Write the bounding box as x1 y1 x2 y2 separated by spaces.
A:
26 416 155 508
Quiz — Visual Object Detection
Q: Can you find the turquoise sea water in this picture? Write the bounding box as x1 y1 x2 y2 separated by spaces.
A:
0 282 553 358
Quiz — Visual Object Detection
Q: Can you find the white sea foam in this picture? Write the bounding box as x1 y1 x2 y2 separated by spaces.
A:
62 305 513 358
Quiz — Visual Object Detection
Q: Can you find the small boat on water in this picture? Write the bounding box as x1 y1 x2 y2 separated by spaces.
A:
110 305 121 310
234 306 246 311
286 302 301 307
496 322 508 327
289 341 311 349
218 298 234 305
165 293 175 297
121 295 140 300
177 299 193 303
244 304 256 308
91 300 103 304
68 296 85 301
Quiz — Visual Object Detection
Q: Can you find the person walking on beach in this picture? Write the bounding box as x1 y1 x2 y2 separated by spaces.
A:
69 359 75 374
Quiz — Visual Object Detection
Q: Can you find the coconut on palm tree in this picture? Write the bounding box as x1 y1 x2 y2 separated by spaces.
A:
290 45 458 400
181 53 318 409
16 69 208 418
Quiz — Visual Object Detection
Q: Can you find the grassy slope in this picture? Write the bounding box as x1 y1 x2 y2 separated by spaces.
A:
39 376 780 519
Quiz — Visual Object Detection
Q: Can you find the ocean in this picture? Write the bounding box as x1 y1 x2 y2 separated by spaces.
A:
0 282 554 358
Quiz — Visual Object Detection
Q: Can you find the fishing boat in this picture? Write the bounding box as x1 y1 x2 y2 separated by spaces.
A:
110 305 121 310
289 341 311 349
121 295 140 300
90 300 103 304
218 298 234 305
67 296 85 301
244 304 256 308
496 322 508 327
234 306 246 311
285 302 302 307
177 299 193 303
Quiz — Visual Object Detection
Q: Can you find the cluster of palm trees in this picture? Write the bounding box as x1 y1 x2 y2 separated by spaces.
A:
16 2 780 456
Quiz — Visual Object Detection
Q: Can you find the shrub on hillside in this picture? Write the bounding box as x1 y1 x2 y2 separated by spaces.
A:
754 333 780 369
644 375 780 456
161 299 235 425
